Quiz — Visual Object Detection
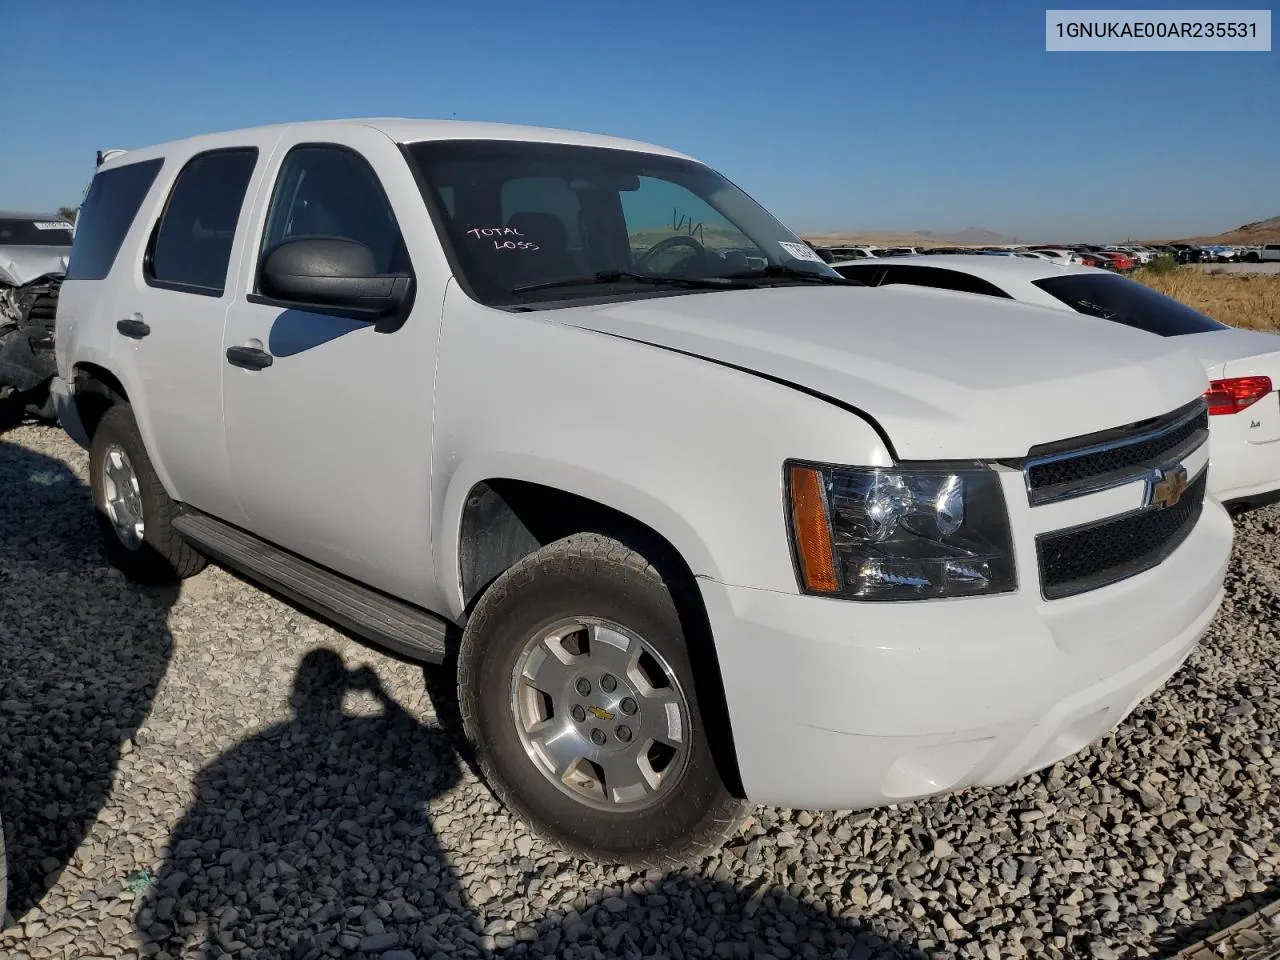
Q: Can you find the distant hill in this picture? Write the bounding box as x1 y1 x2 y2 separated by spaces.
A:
801 226 1016 248
1173 215 1280 245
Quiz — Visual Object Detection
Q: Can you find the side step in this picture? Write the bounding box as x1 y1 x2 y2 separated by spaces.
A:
172 511 450 664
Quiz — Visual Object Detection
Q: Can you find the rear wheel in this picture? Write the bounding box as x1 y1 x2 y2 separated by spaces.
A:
89 404 207 584
458 532 746 867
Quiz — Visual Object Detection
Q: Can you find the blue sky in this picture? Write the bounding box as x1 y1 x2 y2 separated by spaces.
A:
2 0 1275 240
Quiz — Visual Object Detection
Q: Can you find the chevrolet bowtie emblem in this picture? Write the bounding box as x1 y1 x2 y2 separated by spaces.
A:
1148 462 1189 510
587 705 614 722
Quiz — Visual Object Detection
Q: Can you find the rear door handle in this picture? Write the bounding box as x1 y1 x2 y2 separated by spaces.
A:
116 318 151 339
226 345 274 370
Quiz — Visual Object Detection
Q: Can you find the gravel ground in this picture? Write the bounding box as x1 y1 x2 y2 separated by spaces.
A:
0 421 1277 960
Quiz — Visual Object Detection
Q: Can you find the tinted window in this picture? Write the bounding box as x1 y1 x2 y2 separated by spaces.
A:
259 144 408 282
404 138 842 308
148 148 258 295
65 158 163 281
0 218 74 246
878 265 1013 298
1032 273 1229 336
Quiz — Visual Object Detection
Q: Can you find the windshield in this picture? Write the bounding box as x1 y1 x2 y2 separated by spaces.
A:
1032 273 1229 337
402 139 843 307
0 218 74 247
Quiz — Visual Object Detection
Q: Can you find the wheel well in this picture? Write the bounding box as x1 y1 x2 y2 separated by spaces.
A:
72 363 127 440
459 478 744 797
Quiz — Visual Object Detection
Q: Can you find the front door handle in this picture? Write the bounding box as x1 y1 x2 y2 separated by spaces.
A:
116 318 151 339
226 345 274 370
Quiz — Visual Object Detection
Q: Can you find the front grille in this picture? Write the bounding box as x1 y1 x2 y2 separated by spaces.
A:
1037 468 1206 600
20 275 62 326
1016 398 1208 505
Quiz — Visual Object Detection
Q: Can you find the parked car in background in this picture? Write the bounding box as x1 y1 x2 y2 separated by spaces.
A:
1078 252 1113 269
1093 250 1136 272
1031 247 1082 265
0 211 71 420
54 117 1229 866
830 254 1280 512
1241 244 1280 263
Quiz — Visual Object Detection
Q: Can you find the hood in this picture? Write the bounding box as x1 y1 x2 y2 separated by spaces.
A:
0 245 71 287
554 284 1210 460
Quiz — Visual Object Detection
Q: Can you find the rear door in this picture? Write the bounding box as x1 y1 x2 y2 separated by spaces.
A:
109 136 277 523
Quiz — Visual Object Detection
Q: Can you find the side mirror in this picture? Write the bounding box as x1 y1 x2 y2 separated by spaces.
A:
259 237 412 321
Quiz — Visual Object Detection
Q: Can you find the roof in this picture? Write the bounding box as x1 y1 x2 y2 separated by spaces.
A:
830 253 1102 284
0 211 72 222
98 117 696 169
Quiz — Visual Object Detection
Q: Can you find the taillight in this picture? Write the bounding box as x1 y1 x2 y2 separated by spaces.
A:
1204 375 1273 415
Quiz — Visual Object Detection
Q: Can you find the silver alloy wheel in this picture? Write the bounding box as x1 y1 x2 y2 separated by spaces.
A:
510 617 692 812
101 443 144 550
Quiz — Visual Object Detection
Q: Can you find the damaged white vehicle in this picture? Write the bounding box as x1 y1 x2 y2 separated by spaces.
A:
0 212 72 420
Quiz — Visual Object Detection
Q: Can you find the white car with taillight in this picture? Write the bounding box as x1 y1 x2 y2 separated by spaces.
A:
51 118 1230 866
831 254 1280 512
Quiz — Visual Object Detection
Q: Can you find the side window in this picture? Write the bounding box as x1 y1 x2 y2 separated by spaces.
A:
259 144 408 286
146 148 258 295
65 158 164 281
879 266 1012 298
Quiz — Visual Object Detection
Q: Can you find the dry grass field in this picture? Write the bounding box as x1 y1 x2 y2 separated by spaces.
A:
1131 266 1280 332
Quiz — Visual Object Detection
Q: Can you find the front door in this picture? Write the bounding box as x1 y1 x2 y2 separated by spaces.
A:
219 126 447 607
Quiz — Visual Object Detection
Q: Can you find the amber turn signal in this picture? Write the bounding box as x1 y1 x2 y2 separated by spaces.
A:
788 465 838 593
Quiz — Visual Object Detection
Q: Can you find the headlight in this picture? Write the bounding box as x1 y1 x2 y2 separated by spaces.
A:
784 461 1017 600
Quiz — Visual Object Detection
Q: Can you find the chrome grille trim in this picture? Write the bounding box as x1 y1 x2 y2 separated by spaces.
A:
1016 398 1208 506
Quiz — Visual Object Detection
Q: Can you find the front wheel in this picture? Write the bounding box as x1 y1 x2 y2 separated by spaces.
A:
458 533 746 867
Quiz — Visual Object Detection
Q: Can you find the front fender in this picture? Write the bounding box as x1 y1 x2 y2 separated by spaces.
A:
429 291 893 619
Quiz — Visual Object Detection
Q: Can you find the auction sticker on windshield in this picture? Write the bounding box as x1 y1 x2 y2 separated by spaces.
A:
779 241 826 264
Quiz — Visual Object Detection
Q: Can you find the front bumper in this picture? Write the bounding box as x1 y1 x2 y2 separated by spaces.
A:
700 495 1231 810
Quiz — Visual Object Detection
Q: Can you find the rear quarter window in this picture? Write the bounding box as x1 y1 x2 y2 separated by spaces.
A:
1032 273 1229 336
65 158 164 281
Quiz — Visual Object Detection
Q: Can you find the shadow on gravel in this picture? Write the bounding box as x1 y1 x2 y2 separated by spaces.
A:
0 439 178 918
140 648 926 959
1154 870 1280 956
520 877 930 959
137 647 470 959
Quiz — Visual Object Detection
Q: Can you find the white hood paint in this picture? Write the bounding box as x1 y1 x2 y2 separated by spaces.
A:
556 284 1210 460
0 245 71 287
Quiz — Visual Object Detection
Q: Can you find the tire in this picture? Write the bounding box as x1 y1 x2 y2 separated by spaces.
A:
89 403 207 584
458 532 747 868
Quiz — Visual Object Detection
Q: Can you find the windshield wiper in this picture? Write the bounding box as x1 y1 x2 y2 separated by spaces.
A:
724 264 864 285
511 271 750 295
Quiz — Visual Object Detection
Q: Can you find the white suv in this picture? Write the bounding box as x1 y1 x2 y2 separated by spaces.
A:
51 118 1231 865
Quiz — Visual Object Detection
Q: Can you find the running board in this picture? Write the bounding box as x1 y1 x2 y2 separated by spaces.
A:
172 512 450 664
